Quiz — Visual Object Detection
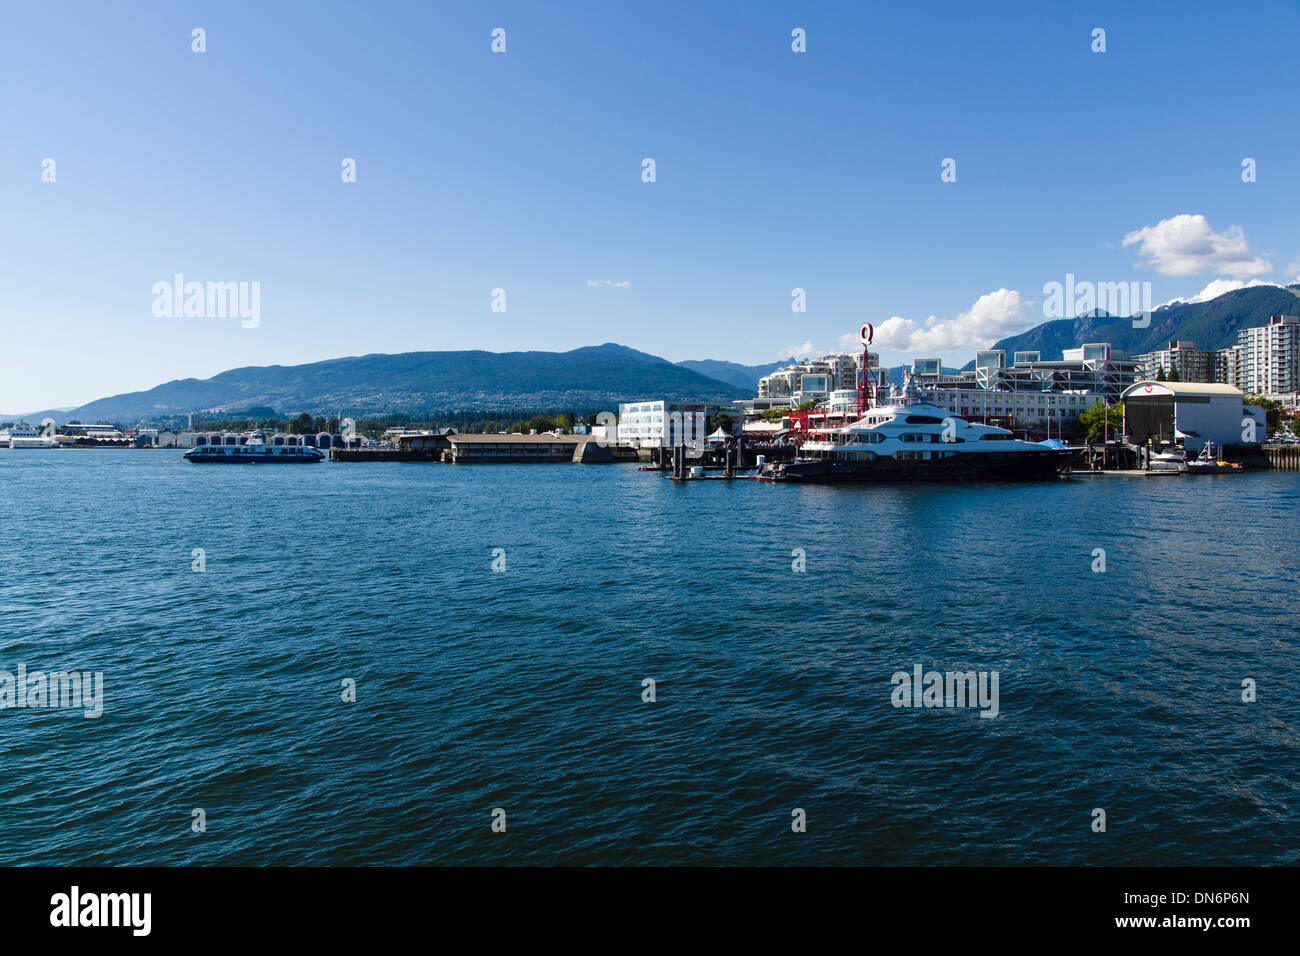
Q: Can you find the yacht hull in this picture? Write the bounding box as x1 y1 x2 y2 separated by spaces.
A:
759 449 1077 483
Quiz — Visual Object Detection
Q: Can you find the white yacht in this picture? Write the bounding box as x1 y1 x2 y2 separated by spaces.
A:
1147 445 1188 473
757 376 1078 483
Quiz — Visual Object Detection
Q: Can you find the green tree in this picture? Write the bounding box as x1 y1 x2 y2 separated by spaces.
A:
1078 401 1123 444
288 412 313 434
1245 395 1282 435
1167 366 1181 382
707 411 733 434
1154 365 1166 382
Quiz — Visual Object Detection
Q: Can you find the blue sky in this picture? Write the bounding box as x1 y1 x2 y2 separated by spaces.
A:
3 0 1299 412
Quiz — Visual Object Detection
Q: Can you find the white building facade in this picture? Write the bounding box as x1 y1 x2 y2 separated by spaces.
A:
617 400 737 448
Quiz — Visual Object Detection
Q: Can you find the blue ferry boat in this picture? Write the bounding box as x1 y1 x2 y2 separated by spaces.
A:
184 435 324 464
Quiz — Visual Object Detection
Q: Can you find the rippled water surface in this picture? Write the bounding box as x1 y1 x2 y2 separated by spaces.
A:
1 450 1297 865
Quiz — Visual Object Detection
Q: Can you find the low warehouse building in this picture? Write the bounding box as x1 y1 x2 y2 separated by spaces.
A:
445 433 615 463
1121 381 1266 450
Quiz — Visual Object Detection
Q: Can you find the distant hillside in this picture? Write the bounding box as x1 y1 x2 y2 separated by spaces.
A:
676 358 795 390
37 343 750 424
672 360 956 395
964 284 1300 368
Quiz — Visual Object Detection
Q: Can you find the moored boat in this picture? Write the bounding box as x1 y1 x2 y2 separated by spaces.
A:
1147 445 1188 473
1187 441 1242 474
756 376 1078 483
184 434 323 464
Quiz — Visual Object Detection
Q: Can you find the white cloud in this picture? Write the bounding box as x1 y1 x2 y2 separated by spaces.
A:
868 288 1037 353
586 279 630 287
1286 257 1300 284
1156 278 1278 310
1122 214 1271 278
782 339 817 358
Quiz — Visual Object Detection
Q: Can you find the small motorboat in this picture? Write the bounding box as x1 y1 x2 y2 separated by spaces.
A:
1187 442 1242 474
1147 444 1187 473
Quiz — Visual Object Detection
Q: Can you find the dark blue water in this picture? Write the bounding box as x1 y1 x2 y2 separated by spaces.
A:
1 450 1296 865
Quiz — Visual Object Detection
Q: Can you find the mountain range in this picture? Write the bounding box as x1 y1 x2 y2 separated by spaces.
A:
966 284 1300 369
11 285 1300 425
18 344 751 424
675 358 794 390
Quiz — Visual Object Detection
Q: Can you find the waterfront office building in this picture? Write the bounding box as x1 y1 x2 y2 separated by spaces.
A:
917 386 1105 426
618 400 738 448
962 344 1138 401
905 345 1132 424
1121 381 1266 451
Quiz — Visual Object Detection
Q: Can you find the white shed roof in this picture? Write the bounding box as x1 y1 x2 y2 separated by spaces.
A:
1122 381 1243 399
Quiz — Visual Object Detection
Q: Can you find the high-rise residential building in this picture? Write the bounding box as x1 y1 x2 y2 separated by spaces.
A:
1134 340 1214 382
1236 315 1300 398
1213 346 1240 389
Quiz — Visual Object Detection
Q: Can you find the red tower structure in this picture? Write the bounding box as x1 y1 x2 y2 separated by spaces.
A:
854 322 875 416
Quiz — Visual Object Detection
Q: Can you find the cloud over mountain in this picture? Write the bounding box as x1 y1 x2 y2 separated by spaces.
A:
869 288 1038 353
1122 214 1271 278
1157 278 1278 309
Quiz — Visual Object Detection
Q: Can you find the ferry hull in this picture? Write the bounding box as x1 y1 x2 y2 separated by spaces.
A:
184 452 323 464
759 450 1077 483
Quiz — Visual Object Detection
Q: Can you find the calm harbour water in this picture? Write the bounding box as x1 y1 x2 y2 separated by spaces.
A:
0 449 1297 866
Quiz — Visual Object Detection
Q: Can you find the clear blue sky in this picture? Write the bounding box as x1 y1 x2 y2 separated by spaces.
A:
3 0 1298 412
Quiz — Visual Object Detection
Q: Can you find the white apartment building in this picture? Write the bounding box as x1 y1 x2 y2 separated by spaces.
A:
758 353 865 403
1236 314 1299 398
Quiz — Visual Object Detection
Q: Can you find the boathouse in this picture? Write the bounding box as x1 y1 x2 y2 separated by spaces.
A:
1121 381 1266 450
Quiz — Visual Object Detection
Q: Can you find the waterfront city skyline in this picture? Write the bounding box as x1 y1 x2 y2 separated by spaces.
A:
4 0 1300 412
